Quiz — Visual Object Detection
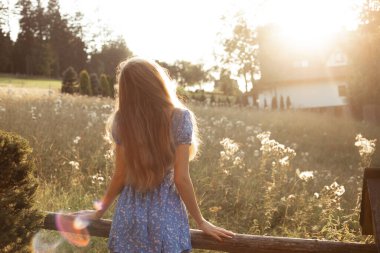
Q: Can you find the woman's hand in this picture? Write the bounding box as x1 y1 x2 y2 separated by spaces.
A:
197 219 235 241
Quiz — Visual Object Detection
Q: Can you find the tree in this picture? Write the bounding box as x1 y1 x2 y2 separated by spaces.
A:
0 30 13 72
174 61 210 88
157 60 181 80
46 0 87 77
107 75 115 98
347 0 380 118
61 66 78 94
222 18 259 93
90 73 101 96
286 96 292 109
79 70 91 96
89 37 133 77
214 69 240 96
280 96 285 110
271 96 278 110
13 0 35 74
100 74 110 97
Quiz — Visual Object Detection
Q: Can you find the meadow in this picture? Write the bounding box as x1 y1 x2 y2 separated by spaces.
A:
0 88 379 252
0 74 61 90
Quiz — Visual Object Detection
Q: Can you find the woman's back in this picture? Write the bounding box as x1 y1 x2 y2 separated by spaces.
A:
108 108 193 253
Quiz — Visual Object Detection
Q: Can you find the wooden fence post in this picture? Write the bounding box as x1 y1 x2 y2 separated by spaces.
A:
360 167 380 253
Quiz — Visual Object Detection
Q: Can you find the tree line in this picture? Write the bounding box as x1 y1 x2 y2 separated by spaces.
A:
0 0 133 79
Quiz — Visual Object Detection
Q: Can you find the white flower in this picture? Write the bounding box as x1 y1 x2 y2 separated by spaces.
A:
279 156 289 166
335 185 345 196
355 134 376 156
69 161 79 170
297 171 314 181
73 136 81 144
314 192 320 199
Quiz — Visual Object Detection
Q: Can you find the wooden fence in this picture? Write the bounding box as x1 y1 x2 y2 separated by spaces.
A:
43 212 376 253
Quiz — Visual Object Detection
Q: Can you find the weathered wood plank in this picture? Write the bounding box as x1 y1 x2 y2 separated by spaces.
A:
43 212 377 253
367 178 380 252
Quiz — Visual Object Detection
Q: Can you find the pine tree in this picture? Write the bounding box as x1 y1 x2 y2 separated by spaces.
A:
61 66 78 94
0 130 44 252
100 74 110 97
107 75 115 98
90 73 101 96
79 70 91 95
286 96 292 109
271 96 278 110
0 30 13 72
280 95 285 110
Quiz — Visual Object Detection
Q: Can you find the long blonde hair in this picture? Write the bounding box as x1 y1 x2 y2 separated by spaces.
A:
108 57 199 192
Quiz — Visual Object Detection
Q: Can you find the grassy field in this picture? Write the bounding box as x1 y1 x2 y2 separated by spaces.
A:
0 74 61 89
0 89 379 252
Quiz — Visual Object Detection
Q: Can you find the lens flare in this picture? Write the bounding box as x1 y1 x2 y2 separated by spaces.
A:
55 211 93 247
31 231 62 253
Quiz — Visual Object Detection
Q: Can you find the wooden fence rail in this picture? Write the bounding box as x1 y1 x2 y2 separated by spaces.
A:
44 212 376 253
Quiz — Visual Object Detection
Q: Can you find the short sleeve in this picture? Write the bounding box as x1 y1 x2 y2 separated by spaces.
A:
176 109 193 145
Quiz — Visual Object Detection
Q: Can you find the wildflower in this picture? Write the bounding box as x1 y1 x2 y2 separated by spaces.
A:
335 185 345 197
209 206 222 213
104 149 114 160
69 161 79 170
279 156 289 166
91 173 105 185
220 138 239 156
314 192 320 199
297 171 314 182
73 136 81 144
355 134 376 157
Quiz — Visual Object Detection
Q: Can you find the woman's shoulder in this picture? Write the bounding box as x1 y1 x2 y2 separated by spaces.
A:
171 107 193 145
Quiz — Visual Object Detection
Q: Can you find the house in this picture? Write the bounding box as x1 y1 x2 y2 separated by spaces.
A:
256 28 351 115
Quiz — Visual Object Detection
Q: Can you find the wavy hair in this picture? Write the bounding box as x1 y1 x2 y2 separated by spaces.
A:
107 57 199 192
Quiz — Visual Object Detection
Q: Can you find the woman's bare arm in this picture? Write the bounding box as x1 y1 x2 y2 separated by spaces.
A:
173 145 235 241
95 144 127 218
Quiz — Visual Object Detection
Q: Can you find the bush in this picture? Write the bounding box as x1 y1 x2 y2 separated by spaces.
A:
90 73 101 96
0 130 44 252
61 67 78 94
100 74 110 97
107 75 115 98
271 96 278 110
79 70 92 96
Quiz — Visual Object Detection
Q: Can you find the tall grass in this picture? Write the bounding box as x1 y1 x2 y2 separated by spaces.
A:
0 91 378 252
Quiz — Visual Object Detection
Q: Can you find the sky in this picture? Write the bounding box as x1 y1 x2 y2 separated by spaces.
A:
5 0 364 66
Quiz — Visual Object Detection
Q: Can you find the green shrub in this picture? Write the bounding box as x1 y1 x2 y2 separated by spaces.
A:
100 74 110 97
0 130 44 252
61 67 78 94
79 70 92 96
90 73 101 96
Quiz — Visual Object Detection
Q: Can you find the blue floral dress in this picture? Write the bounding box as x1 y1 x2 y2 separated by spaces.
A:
108 108 193 253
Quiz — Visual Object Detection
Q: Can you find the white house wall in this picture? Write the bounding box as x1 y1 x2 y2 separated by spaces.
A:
258 81 348 109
